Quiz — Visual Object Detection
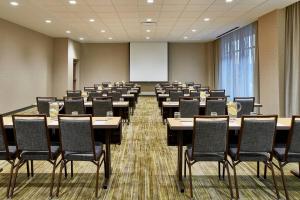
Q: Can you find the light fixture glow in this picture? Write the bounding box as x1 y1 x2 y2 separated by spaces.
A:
66 30 71 34
146 29 151 33
69 0 77 5
183 36 188 40
45 20 52 23
146 36 150 40
101 29 106 33
79 37 84 40
204 18 210 22
225 0 233 3
147 0 154 3
192 29 197 32
10 1 19 6
108 37 113 40
146 18 152 22
89 19 95 22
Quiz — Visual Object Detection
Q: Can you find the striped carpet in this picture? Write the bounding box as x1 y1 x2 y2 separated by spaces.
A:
0 96 300 199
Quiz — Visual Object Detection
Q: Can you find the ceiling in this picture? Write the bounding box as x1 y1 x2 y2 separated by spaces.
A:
0 0 298 43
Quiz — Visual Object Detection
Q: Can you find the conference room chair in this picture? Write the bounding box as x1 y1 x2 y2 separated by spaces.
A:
64 97 85 114
169 90 184 101
36 97 57 117
102 88 111 95
102 82 111 87
87 91 103 102
10 115 61 198
184 116 233 199
56 115 105 198
194 84 201 89
270 115 300 200
228 115 279 199
0 115 19 198
117 87 128 94
205 97 227 115
234 97 255 117
66 90 82 98
125 82 134 87
210 89 226 97
185 81 194 86
182 88 190 95
165 87 177 94
199 87 210 93
190 90 200 98
94 84 101 90
84 87 96 92
108 91 121 101
92 97 113 117
179 97 199 118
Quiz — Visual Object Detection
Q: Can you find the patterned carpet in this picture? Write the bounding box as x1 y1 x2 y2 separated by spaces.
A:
0 97 300 199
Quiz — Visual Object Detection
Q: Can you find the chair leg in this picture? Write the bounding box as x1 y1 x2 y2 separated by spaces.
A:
95 162 100 198
10 160 22 198
232 163 239 199
64 161 67 178
222 162 225 180
71 160 74 178
26 161 30 178
6 161 15 198
279 162 289 200
30 160 34 177
49 160 57 198
188 162 193 199
225 161 234 199
264 162 267 179
269 161 280 199
56 161 65 197
218 161 221 180
184 152 187 178
257 161 259 178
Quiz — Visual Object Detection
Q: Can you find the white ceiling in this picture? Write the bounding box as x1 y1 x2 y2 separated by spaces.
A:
0 0 298 43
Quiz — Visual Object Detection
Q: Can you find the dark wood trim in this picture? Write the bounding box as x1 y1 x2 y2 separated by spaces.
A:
2 105 36 117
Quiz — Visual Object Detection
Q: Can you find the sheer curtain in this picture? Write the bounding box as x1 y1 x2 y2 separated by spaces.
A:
218 23 258 99
285 1 300 116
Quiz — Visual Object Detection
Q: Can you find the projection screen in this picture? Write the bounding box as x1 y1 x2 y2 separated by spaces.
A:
130 42 168 82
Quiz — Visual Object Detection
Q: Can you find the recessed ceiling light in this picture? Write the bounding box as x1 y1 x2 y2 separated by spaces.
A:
146 36 150 40
45 20 52 24
10 1 19 6
204 18 210 22
66 30 71 34
69 0 77 5
183 36 188 40
146 18 152 22
147 0 154 3
101 30 106 33
192 29 197 32
225 0 233 3
89 19 95 22
79 37 84 41
146 29 151 33
108 37 113 40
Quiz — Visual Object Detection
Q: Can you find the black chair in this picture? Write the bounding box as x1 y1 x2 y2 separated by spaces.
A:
10 115 61 198
179 97 199 118
36 97 57 117
57 115 105 198
117 87 128 94
64 97 85 114
271 116 300 200
92 97 113 117
182 88 190 95
205 97 226 115
102 82 111 87
185 81 194 87
169 90 184 101
234 97 255 117
87 91 103 102
190 90 200 97
210 89 225 97
66 90 82 97
184 116 233 198
228 115 280 199
108 91 121 101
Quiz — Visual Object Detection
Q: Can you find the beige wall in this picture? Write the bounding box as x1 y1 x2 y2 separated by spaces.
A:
258 9 285 115
68 39 81 90
0 18 53 113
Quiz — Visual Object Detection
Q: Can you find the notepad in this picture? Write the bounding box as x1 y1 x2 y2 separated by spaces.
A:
94 120 107 125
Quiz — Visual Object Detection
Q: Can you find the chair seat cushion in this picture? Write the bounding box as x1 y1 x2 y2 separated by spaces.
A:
274 147 300 162
229 147 270 161
21 146 60 160
0 146 17 160
64 144 103 161
186 146 225 162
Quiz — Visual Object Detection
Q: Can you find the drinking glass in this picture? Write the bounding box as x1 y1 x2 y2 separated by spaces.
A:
210 112 217 116
174 112 181 119
71 111 78 115
106 111 113 119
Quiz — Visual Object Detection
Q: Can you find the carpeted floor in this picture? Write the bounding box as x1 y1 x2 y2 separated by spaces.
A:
0 96 300 199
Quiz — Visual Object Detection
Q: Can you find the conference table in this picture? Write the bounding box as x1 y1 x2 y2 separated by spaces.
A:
166 117 293 193
2 116 122 189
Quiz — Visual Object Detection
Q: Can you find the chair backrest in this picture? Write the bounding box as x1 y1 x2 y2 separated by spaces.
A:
165 87 176 94
169 90 184 101
92 97 113 117
36 97 57 117
102 82 111 87
234 97 255 117
13 115 50 155
102 88 111 95
190 90 200 97
117 87 128 94
0 116 9 159
192 116 229 159
205 97 226 115
286 116 300 154
210 89 225 97
238 115 277 156
58 115 95 159
64 97 85 114
87 91 103 101
84 87 96 92
108 91 121 101
182 88 190 94
67 90 82 97
179 98 199 118
185 82 194 86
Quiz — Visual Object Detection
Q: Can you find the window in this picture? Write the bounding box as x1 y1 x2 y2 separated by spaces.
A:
218 23 257 98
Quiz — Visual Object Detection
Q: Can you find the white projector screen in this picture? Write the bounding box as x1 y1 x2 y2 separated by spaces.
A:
130 42 168 82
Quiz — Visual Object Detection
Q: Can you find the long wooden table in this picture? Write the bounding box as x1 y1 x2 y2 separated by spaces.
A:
2 116 122 189
166 117 292 193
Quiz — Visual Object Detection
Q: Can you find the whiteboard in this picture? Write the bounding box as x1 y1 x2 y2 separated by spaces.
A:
130 42 168 82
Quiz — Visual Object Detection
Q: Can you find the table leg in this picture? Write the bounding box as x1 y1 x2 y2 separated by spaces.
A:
177 132 185 193
103 130 112 189
290 163 300 178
